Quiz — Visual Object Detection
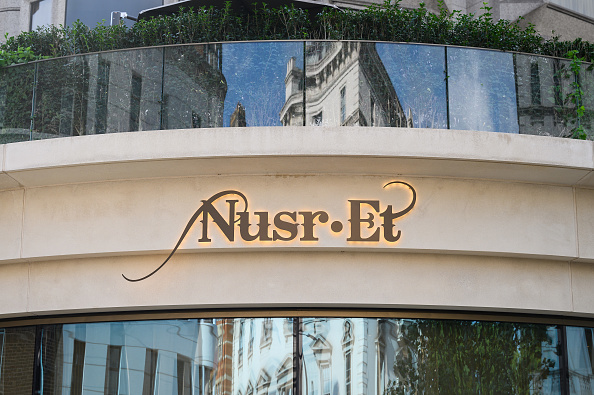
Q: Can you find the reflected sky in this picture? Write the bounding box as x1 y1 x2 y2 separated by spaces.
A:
376 43 448 129
222 42 303 127
448 48 519 133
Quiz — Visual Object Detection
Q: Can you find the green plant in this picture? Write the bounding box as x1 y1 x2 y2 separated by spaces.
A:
0 40 47 67
565 50 588 139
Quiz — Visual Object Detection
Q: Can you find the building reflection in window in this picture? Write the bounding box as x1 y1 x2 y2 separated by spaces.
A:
0 317 561 394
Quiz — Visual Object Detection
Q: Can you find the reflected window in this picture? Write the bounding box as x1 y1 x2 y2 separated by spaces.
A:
530 62 541 106
261 318 273 348
95 59 110 134
249 319 254 357
313 112 323 126
320 363 331 395
143 348 158 395
71 339 85 395
30 0 52 30
177 354 192 395
104 345 121 395
276 358 293 395
345 352 351 395
340 86 346 124
257 370 271 395
129 73 142 131
238 319 244 366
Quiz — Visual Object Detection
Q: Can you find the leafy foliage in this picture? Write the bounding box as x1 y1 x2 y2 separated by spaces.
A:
2 0 594 62
386 320 557 394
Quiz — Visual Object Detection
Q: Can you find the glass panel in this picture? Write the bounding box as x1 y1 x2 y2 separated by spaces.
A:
0 326 36 395
163 44 226 129
515 54 575 138
65 0 162 27
579 62 594 139
33 48 163 139
0 64 34 144
376 43 447 129
164 42 303 129
39 318 291 395
224 42 303 127
301 318 561 395
566 326 594 394
448 48 518 133
305 42 412 128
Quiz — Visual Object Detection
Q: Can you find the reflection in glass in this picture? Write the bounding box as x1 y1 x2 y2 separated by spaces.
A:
566 326 594 394
38 318 291 395
33 48 163 139
304 42 409 127
0 64 34 144
448 48 518 133
376 43 447 129
163 45 226 130
225 42 303 127
301 318 560 395
0 326 36 394
515 54 576 138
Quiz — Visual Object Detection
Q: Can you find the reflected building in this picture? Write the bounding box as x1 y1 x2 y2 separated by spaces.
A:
281 42 410 128
31 44 226 138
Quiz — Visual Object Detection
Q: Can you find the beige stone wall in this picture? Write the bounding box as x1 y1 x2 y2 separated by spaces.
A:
0 127 593 319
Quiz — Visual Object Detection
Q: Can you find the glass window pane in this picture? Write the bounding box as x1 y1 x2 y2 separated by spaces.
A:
0 326 36 394
305 42 415 128
39 318 291 395
33 47 163 139
566 326 594 394
301 318 561 395
0 64 35 143
376 43 447 129
515 54 575 138
164 42 303 129
448 48 518 133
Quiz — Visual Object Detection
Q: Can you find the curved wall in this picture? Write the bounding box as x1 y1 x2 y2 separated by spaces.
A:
1 126 594 319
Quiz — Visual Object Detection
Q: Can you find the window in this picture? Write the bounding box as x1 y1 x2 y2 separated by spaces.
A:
197 365 213 395
261 318 273 347
71 340 86 395
177 354 192 395
248 319 254 357
129 73 142 131
320 363 331 395
30 0 52 31
345 352 351 395
192 111 202 128
370 97 376 127
238 319 244 366
104 345 121 395
313 112 323 126
530 62 541 106
142 348 158 395
340 87 346 124
95 59 110 134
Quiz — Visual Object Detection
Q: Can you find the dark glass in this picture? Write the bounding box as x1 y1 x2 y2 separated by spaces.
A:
163 44 226 129
448 47 519 133
301 318 561 395
578 62 594 140
515 54 575 137
0 326 36 394
566 326 594 394
0 63 35 144
376 43 447 129
33 48 163 139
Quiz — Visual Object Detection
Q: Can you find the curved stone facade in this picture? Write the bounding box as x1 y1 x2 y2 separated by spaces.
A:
1 127 593 319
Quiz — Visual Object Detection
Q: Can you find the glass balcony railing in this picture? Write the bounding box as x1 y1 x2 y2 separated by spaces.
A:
1 40 592 144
